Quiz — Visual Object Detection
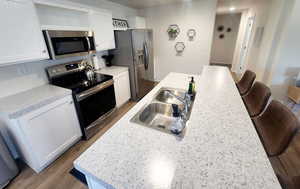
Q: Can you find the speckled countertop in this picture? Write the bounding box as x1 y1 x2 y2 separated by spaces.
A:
95 66 128 77
0 85 72 119
74 66 281 189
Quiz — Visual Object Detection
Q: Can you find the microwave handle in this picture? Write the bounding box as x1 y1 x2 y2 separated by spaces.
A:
86 36 91 51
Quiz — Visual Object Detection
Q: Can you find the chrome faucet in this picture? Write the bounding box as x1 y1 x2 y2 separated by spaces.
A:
165 90 191 119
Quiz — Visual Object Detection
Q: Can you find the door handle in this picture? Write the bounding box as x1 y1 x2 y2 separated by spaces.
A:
86 36 91 52
143 42 149 70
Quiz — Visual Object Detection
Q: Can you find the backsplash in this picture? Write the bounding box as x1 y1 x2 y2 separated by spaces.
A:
0 52 107 99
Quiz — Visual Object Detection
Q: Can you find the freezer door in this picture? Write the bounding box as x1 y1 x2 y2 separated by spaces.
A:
132 30 155 100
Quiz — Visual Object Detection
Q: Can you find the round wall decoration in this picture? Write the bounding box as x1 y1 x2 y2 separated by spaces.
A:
217 25 224 32
187 29 196 40
167 24 180 39
175 42 185 53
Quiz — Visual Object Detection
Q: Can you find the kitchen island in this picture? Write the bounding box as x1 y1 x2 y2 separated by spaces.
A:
74 66 281 189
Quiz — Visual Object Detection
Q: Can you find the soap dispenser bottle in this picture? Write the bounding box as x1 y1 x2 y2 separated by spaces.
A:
188 77 195 99
171 104 184 135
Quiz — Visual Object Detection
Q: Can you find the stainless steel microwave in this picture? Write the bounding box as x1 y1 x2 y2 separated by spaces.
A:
43 30 96 60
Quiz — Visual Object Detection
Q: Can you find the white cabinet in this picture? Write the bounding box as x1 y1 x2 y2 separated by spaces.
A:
89 10 115 51
128 16 146 29
114 71 131 107
0 0 49 65
9 96 82 173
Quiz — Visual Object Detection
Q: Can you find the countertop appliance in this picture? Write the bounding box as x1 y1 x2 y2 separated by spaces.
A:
47 60 116 140
109 29 155 101
43 30 96 60
0 133 19 188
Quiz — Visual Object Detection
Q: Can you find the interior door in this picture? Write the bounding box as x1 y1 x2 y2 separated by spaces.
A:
238 16 255 72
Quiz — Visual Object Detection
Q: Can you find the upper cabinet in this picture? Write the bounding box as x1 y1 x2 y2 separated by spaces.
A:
89 11 115 51
0 0 49 66
128 16 146 29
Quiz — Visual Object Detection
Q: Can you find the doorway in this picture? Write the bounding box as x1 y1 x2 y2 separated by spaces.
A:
210 13 242 69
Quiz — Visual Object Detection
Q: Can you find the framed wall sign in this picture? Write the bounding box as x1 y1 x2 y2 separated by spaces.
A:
113 18 129 30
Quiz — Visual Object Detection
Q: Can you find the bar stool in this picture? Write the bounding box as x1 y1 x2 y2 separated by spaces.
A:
236 70 256 96
243 82 271 117
252 100 300 157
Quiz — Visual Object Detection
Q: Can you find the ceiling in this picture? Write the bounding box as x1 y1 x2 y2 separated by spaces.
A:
106 0 194 9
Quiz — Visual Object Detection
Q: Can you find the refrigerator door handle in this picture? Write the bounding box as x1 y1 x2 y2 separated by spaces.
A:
143 42 149 70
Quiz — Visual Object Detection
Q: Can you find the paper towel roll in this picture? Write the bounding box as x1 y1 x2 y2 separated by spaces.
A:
92 55 105 70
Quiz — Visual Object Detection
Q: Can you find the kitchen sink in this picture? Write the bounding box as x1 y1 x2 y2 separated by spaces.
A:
155 88 186 105
130 87 196 136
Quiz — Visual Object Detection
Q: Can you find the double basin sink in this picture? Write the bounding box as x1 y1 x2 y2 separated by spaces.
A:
131 87 196 136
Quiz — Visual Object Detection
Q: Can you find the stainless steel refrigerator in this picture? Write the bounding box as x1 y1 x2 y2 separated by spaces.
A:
0 133 18 188
109 29 155 101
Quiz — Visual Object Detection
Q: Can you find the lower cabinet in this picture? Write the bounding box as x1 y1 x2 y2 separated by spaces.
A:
114 70 131 107
9 95 82 173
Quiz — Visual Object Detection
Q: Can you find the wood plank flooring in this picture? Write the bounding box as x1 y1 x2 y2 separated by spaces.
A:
269 132 300 189
6 101 136 189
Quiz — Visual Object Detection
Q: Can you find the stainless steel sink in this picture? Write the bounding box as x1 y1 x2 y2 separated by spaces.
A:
130 87 196 136
155 88 186 105
131 103 177 134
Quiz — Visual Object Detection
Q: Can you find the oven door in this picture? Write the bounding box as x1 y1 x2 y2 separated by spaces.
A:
44 30 96 59
75 80 116 132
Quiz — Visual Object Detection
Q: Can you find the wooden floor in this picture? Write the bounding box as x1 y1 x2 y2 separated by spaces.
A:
6 101 137 189
269 132 300 189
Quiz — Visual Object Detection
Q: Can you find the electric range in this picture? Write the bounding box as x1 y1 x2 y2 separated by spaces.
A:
46 60 116 140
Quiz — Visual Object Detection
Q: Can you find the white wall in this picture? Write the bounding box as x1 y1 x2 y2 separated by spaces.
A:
68 0 138 20
266 0 299 101
210 13 241 65
0 0 138 99
140 0 217 81
219 0 271 75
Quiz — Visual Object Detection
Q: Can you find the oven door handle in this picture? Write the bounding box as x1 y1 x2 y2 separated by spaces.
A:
76 80 114 101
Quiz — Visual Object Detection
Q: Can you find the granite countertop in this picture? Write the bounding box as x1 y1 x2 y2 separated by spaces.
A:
95 66 128 77
0 85 72 119
74 66 281 189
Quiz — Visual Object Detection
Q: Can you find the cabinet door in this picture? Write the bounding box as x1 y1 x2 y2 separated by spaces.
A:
114 71 131 107
19 96 81 168
89 11 115 51
0 0 49 65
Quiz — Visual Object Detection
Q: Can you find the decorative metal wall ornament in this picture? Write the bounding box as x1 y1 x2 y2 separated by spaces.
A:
187 29 196 41
113 18 129 30
217 25 224 32
167 24 180 39
175 42 185 54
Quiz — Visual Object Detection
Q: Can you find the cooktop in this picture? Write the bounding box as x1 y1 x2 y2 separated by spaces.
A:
50 71 113 94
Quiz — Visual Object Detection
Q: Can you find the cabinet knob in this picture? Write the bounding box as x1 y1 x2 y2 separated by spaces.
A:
96 44 99 47
69 101 73 104
42 50 47 53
